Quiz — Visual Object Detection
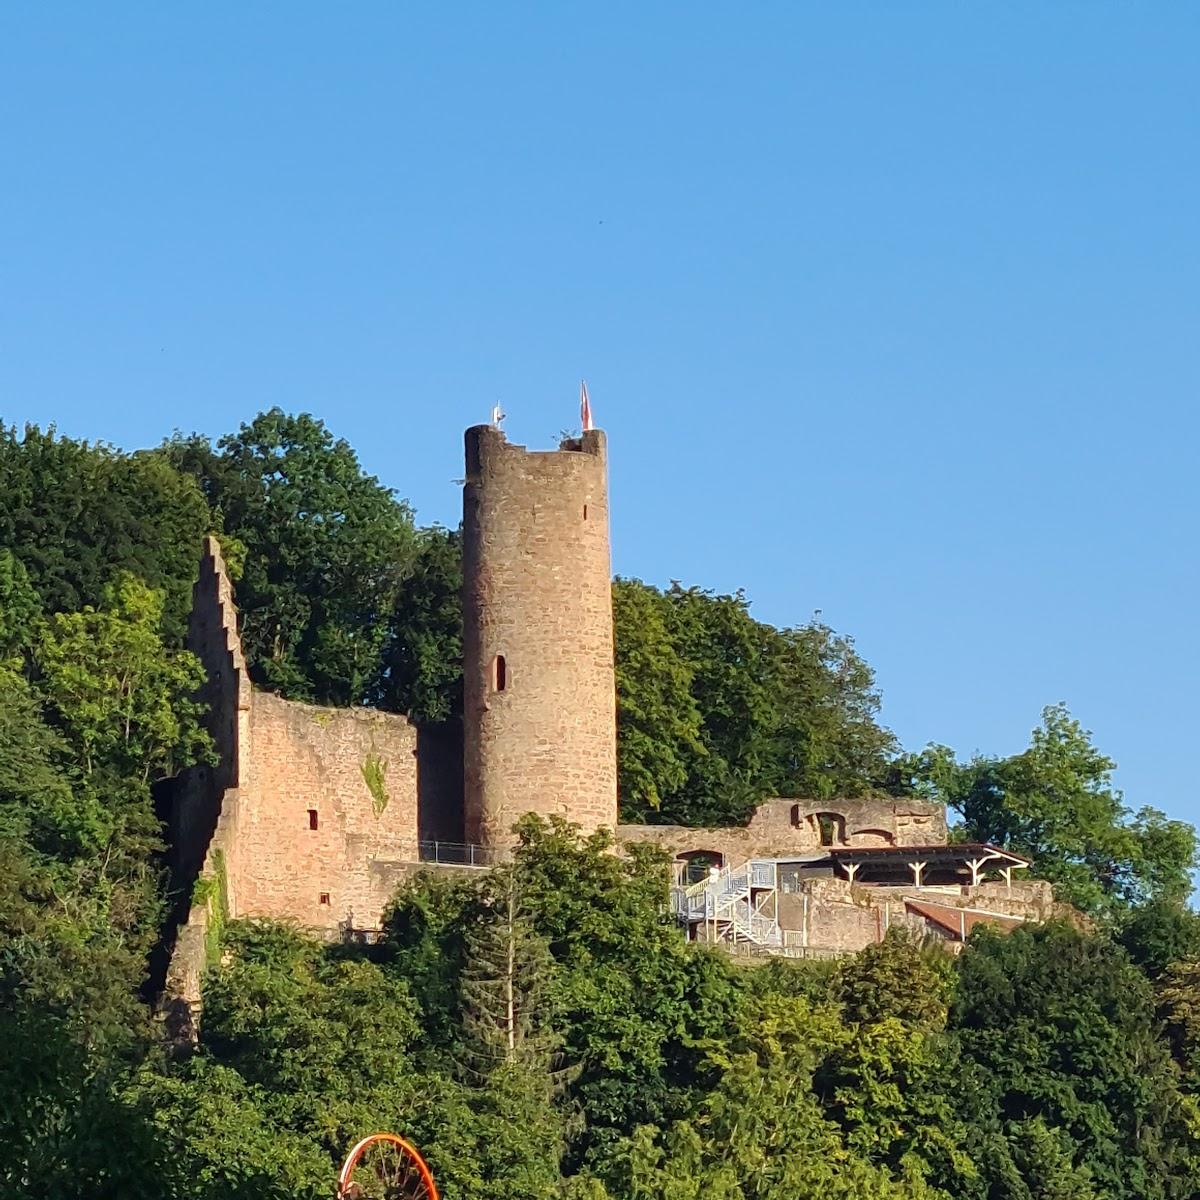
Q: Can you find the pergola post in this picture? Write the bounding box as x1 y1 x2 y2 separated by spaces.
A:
1001 866 1013 891
908 861 926 888
967 857 988 887
843 861 860 884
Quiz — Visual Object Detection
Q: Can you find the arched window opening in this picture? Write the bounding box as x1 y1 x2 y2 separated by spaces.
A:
493 654 507 692
676 849 724 886
814 812 846 847
307 808 319 830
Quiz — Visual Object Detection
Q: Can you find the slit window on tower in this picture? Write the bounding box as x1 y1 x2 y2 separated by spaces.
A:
583 503 588 520
493 654 507 692
319 892 331 906
307 808 319 830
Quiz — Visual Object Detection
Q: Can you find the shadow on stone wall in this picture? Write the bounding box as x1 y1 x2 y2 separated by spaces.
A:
417 718 465 844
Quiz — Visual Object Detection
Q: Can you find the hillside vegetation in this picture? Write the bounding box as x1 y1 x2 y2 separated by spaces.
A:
2 410 1200 1199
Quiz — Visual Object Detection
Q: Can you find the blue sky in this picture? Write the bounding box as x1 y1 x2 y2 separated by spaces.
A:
3 5 1198 828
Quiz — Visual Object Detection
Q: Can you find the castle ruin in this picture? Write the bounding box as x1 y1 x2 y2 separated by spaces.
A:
163 419 1054 1021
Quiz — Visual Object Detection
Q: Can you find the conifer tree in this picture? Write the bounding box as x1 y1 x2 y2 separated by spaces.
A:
457 866 562 1084
455 866 571 1200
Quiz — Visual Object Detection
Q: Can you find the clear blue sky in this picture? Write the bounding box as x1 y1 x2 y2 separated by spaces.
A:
3 6 1198 828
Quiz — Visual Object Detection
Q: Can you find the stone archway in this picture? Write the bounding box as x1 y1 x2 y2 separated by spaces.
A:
675 849 725 886
813 812 847 847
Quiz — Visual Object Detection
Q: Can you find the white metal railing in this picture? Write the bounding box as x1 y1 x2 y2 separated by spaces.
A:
672 858 783 950
417 841 505 868
751 860 777 888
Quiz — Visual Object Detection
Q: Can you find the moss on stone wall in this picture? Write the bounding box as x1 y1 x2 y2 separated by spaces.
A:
361 753 389 816
192 848 230 969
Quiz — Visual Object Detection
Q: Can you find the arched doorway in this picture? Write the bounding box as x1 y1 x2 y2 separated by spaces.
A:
675 849 725 886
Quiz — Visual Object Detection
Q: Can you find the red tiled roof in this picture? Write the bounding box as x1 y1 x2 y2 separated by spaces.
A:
904 898 1023 941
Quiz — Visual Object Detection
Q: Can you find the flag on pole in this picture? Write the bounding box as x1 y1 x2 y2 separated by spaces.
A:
580 380 593 432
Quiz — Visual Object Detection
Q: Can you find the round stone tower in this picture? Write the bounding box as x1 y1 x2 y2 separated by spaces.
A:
462 424 617 850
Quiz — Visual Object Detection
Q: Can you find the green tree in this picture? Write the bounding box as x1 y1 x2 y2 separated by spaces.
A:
618 996 938 1200
821 932 973 1192
383 870 482 1059
512 817 743 1166
820 1017 975 1192
0 674 162 1199
612 579 704 820
766 619 897 802
36 574 211 783
1157 958 1200 1085
199 922 426 1160
835 928 956 1032
948 922 1200 1200
1005 1118 1099 1200
923 705 1198 917
616 583 896 827
372 524 464 721
457 867 562 1079
127 1059 330 1200
162 409 418 704
0 670 113 857
455 870 570 1199
0 549 41 670
0 423 211 639
662 585 781 825
1118 897 1200 980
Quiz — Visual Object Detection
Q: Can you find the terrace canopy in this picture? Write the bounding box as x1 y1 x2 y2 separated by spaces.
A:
826 842 1031 888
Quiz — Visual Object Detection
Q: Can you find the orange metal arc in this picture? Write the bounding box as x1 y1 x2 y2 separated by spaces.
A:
336 1132 440 1200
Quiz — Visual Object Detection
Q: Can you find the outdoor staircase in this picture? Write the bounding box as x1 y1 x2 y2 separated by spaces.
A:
670 859 783 949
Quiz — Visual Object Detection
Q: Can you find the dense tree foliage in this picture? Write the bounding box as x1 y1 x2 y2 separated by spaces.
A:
949 922 1200 1200
615 580 897 825
371 524 464 722
162 410 420 705
893 705 1199 918
0 423 211 638
4 408 1200 1198
0 602 207 1196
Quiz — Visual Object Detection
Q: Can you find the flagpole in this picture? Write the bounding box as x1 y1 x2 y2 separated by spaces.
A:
580 380 593 432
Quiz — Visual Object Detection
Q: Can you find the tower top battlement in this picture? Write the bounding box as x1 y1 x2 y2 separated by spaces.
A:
464 424 607 480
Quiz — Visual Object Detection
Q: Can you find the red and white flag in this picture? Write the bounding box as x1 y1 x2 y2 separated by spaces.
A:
580 380 593 431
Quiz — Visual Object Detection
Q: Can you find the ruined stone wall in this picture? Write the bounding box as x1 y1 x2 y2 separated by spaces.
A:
233 692 420 932
462 425 617 847
618 796 947 866
167 537 252 892
776 877 1054 955
163 539 451 1027
162 537 252 1029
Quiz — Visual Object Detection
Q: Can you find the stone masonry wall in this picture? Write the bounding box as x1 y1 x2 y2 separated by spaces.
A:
462 425 618 847
167 537 252 891
234 691 419 932
776 877 1055 954
162 537 252 1030
162 539 443 1029
618 796 947 867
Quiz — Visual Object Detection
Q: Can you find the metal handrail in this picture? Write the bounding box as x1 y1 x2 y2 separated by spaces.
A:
673 856 785 951
416 841 503 868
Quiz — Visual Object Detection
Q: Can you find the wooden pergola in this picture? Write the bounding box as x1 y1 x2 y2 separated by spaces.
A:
827 842 1031 890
